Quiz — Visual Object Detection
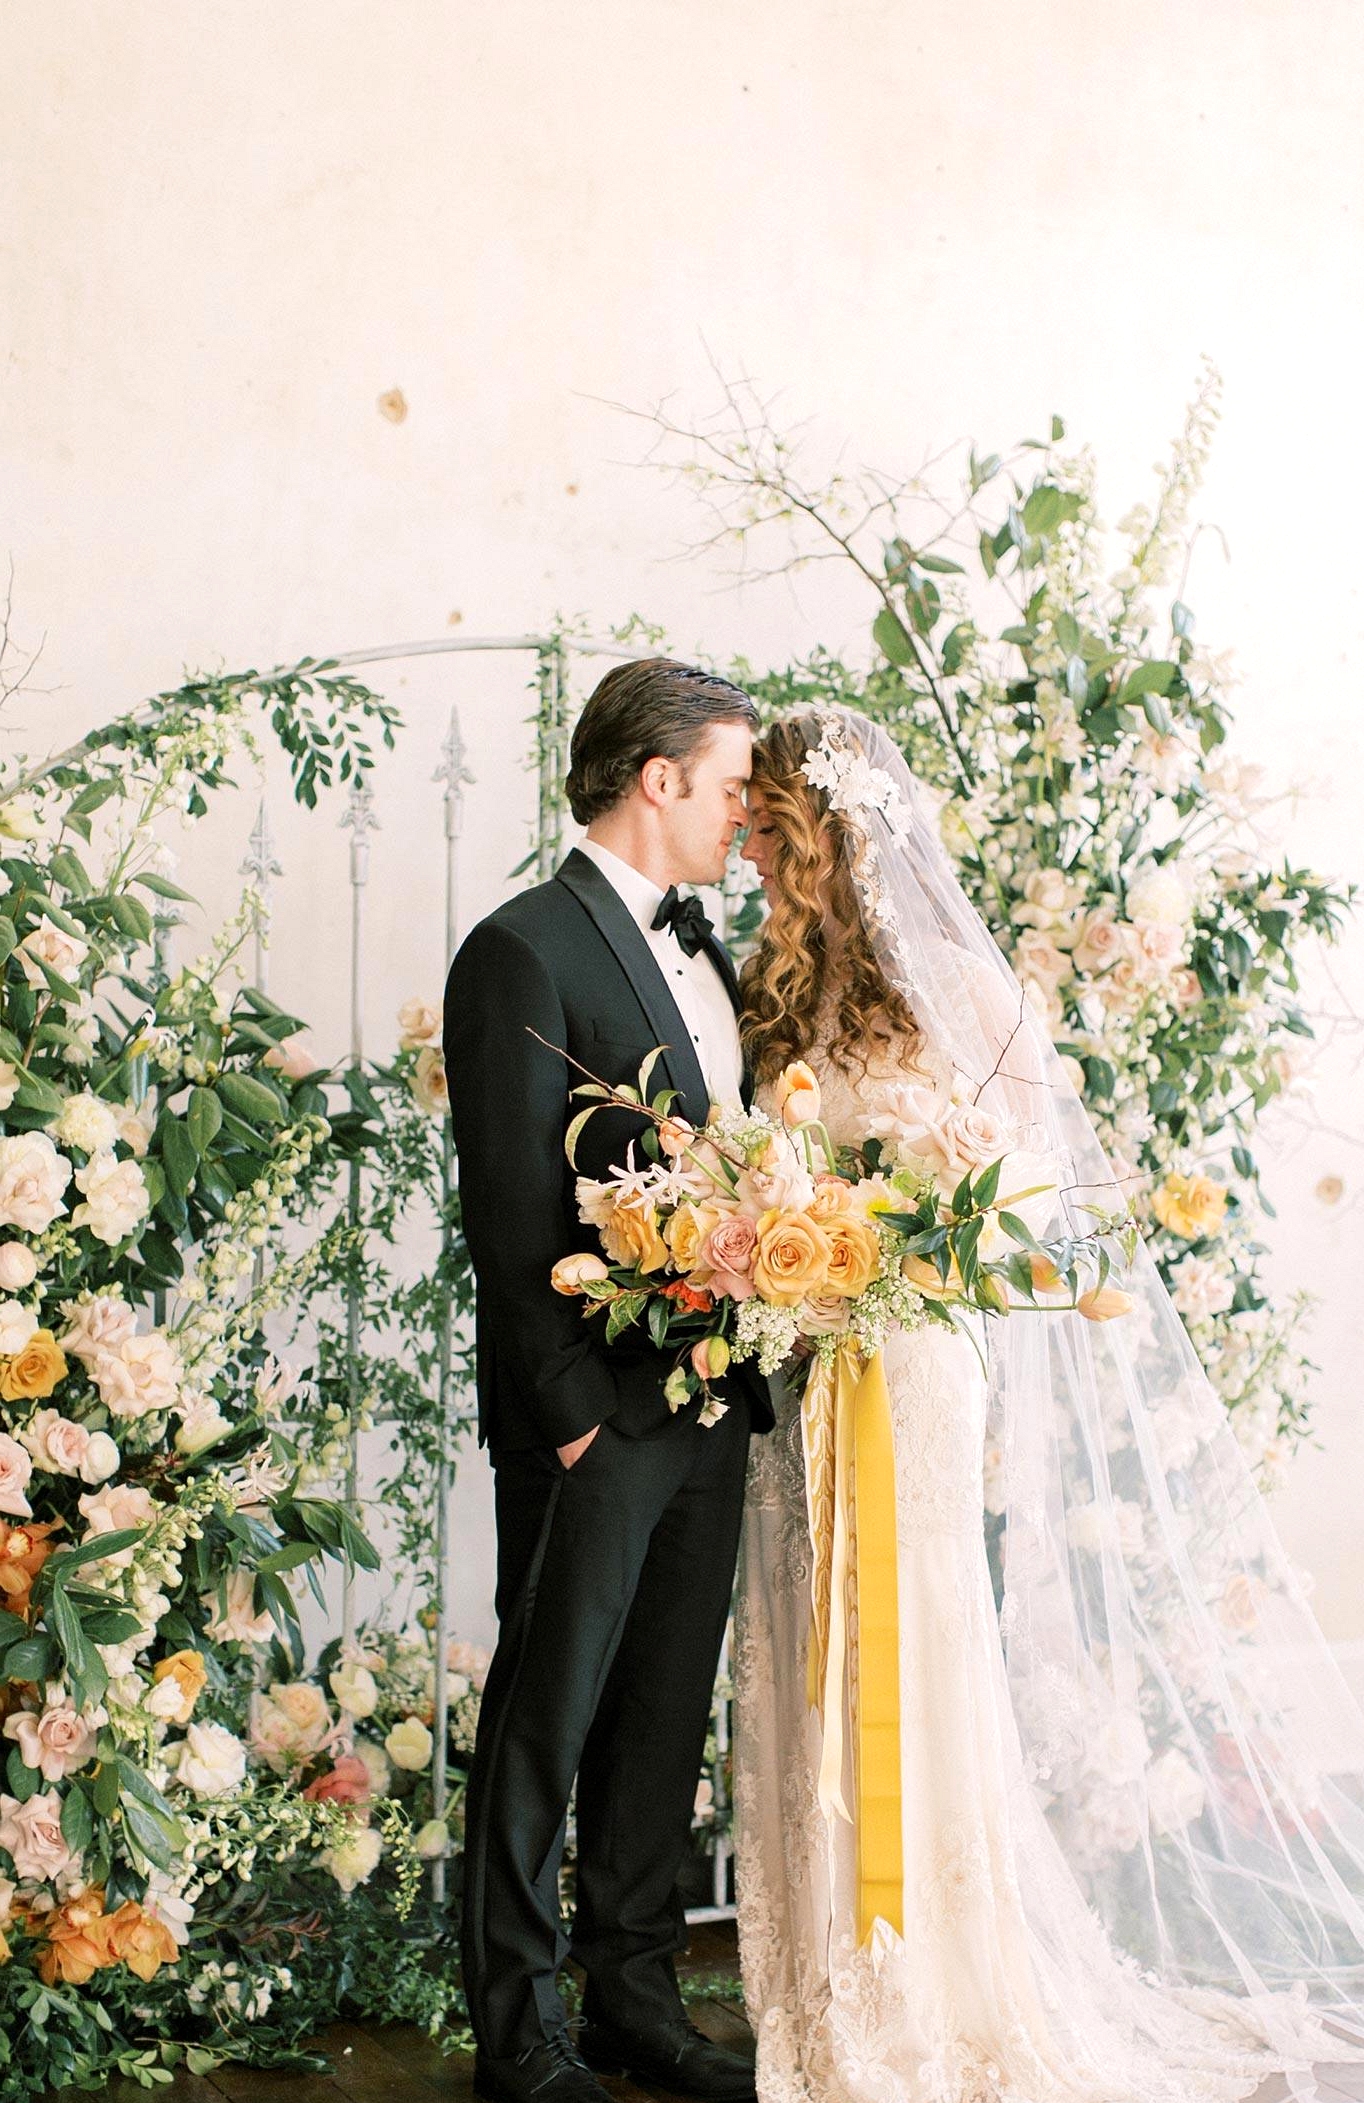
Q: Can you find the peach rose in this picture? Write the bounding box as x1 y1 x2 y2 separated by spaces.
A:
3 1694 99 1783
19 1408 91 1479
807 1177 854 1226
796 1291 852 1338
657 1117 695 1159
0 1330 68 1404
1071 907 1130 977
752 1210 833 1306
822 1216 881 1298
303 1752 373 1806
202 1567 273 1646
397 997 441 1049
152 1649 209 1726
1218 1572 1265 1635
58 1294 138 1366
77 1481 157 1570
262 1031 318 1082
410 1047 449 1117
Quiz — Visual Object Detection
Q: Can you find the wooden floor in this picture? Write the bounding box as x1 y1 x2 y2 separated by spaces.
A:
49 1922 1364 2102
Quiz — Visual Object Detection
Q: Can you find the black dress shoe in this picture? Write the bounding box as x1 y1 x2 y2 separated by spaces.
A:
473 2031 614 2103
578 2015 757 2102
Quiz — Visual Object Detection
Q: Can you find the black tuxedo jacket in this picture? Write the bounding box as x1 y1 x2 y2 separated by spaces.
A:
444 848 774 1453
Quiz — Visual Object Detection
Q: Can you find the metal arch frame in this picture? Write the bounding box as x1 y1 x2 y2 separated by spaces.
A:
296 633 734 1920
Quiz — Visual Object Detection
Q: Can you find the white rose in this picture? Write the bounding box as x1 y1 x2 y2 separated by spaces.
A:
80 1430 121 1484
70 1153 150 1246
0 1064 19 1112
414 1818 449 1860
53 1091 121 1157
1147 1748 1205 1836
93 1332 182 1419
0 1298 39 1355
329 1660 380 1719
1071 907 1130 978
0 1243 39 1291
1126 864 1191 929
321 1821 383 1893
15 915 89 990
0 1132 72 1234
169 1720 247 1798
173 1390 231 1455
397 998 440 1049
0 1434 34 1517
385 1716 433 1771
1171 1255 1234 1324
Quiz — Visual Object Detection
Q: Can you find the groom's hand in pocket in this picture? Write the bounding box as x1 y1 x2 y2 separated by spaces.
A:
557 1426 600 1470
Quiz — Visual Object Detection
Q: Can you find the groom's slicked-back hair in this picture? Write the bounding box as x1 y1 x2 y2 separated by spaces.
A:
566 657 758 826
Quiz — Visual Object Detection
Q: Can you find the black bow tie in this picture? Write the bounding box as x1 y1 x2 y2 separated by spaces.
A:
651 886 715 959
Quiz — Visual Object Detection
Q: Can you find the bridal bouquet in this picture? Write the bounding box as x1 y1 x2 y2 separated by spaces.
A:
552 1051 1134 1419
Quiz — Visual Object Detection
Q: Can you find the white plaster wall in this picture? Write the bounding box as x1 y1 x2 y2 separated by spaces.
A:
2 0 1361 1657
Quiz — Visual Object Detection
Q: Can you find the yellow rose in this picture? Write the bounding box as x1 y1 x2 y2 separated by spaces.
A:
823 1216 881 1298
152 1647 208 1725
752 1209 833 1305
0 1330 67 1403
664 1203 719 1274
807 1178 853 1226
602 1203 670 1274
550 1253 610 1296
772 1061 822 1130
1151 1173 1227 1240
1077 1285 1134 1322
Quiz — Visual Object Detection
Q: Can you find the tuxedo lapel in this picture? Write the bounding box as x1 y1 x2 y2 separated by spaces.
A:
555 849 711 1119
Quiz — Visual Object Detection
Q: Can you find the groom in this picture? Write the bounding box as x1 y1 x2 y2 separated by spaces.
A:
444 660 771 2103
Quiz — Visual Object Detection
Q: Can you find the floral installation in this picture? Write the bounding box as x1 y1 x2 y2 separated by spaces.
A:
0 649 467 2096
634 367 1354 1471
551 1044 1134 1414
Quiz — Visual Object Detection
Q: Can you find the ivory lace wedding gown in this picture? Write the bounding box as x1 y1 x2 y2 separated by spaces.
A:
733 1025 1336 2103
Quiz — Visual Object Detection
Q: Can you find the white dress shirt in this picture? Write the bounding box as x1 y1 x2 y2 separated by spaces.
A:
576 840 744 1107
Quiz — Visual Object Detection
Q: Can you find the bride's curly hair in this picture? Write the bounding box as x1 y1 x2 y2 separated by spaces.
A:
739 711 922 1083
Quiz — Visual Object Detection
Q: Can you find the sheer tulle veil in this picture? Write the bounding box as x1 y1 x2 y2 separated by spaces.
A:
796 705 1364 2068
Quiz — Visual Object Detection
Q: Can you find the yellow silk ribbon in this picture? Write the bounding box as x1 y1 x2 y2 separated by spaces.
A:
801 1340 903 1943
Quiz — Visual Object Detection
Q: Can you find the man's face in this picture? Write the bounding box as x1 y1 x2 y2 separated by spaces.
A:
659 720 753 887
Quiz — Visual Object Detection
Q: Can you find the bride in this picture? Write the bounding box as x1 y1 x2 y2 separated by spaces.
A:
728 706 1364 2103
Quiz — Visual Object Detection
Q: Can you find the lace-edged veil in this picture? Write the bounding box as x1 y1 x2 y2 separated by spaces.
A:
800 705 1364 2059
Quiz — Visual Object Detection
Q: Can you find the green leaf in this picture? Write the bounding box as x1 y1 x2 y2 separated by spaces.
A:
159 1115 199 1197
1116 659 1178 703
636 1046 667 1099
60 1784 96 1856
973 1158 1002 1209
47 1527 145 1577
941 622 974 676
2 1633 59 1681
605 1290 649 1342
872 607 917 668
13 1066 66 1117
218 1070 287 1125
48 847 93 897
67 777 122 819
998 1210 1043 1250
647 1295 670 1349
107 892 154 943
92 1759 120 1818
1051 414 1066 442
6 1745 39 1800
915 551 966 576
255 1540 318 1576
564 1105 598 1169
0 915 15 964
187 1085 224 1153
131 871 198 902
120 1795 177 1871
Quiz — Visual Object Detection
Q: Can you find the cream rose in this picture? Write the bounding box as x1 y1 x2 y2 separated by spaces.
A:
59 1293 138 1365
70 1152 150 1246
203 1568 273 1646
0 1435 34 1518
0 1788 75 1881
397 998 440 1049
1013 928 1074 992
663 1201 720 1275
93 1332 182 1420
0 1132 72 1234
0 1243 38 1291
1127 864 1191 928
0 1064 18 1112
169 1720 247 1798
385 1716 434 1771
78 1481 157 1569
410 1047 449 1117
19 1408 89 1477
80 1431 120 1485
114 1102 155 1159
15 915 89 990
